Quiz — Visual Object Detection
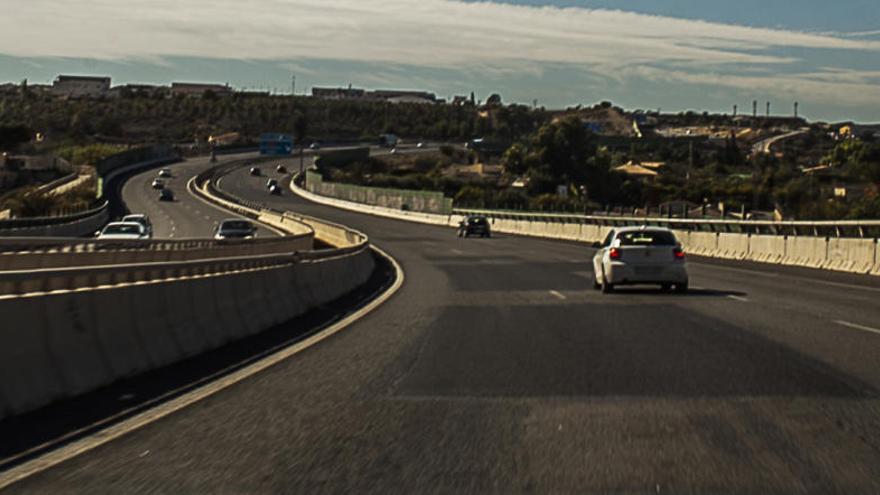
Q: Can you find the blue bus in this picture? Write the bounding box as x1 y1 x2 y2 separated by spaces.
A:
259 133 293 155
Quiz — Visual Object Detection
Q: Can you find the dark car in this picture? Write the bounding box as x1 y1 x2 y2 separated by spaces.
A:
276 164 287 173
158 188 174 201
458 215 491 238
249 166 261 176
266 178 278 189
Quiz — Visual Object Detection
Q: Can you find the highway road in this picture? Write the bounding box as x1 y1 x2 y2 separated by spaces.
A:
8 158 880 493
121 153 282 239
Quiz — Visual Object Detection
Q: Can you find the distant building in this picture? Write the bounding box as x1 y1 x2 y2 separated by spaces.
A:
109 84 167 98
311 86 437 103
312 87 367 100
614 161 659 182
451 95 470 106
370 89 437 103
171 82 232 98
52 75 111 98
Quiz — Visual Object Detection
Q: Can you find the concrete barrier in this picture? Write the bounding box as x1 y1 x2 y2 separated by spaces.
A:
0 247 376 420
747 235 787 264
785 236 828 269
716 233 751 260
825 238 877 274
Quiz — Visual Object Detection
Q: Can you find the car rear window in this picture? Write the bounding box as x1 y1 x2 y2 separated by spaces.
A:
104 224 142 235
618 230 677 246
468 217 486 224
221 221 252 231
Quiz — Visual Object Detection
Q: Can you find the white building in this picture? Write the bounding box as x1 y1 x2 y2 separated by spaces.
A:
52 75 111 98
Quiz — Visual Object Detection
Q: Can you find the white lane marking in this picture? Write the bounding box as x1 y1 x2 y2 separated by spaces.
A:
549 290 567 300
693 263 880 294
835 320 880 336
204 216 211 221
727 295 749 303
0 246 404 490
451 249 463 255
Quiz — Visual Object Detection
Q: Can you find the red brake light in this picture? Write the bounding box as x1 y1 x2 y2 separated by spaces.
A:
609 247 622 260
673 247 685 260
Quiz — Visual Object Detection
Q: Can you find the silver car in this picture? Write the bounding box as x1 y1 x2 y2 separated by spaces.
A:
122 214 153 238
592 226 688 293
97 222 149 240
214 219 257 240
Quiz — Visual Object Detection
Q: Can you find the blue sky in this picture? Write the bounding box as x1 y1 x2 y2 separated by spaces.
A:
0 0 878 122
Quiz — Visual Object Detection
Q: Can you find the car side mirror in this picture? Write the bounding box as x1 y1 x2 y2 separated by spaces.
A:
590 241 601 249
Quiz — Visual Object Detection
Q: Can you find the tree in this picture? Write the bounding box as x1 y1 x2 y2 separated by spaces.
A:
0 125 32 151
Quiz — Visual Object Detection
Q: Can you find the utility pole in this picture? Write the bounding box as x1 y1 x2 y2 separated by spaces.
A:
733 104 738 117
753 100 757 118
794 101 799 118
291 75 296 96
766 101 770 117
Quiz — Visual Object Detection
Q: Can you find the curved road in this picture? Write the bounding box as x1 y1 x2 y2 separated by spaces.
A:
9 160 880 492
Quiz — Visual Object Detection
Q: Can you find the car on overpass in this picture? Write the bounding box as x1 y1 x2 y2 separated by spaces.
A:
276 164 287 174
158 188 174 201
151 178 165 189
215 219 257 240
249 166 261 176
269 184 282 195
592 226 688 293
266 178 279 189
122 214 153 238
458 215 491 238
97 221 149 240
158 168 172 178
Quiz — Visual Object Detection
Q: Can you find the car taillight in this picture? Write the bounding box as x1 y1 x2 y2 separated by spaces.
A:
609 247 622 260
673 247 685 260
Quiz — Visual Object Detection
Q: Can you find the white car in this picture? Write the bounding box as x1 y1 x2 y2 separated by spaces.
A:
121 214 153 238
592 226 688 293
97 222 149 240
214 219 257 240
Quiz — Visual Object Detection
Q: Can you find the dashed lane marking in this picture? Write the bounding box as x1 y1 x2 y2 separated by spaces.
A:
727 295 749 303
835 320 880 336
549 290 567 300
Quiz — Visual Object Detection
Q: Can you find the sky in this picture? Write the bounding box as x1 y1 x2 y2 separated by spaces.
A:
0 0 878 122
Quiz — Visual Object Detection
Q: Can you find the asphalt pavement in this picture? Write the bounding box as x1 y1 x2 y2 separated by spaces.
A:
8 158 880 493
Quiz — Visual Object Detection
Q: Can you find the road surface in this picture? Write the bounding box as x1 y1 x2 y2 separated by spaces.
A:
7 157 880 493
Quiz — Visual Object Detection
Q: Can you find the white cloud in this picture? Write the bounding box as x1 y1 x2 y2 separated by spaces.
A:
1 0 877 67
1 0 878 108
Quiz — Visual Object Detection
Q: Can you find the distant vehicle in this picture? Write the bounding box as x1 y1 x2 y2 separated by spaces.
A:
309 142 321 150
249 166 261 176
379 133 399 148
269 184 282 195
215 219 257 240
458 215 491 238
275 164 287 173
158 188 174 201
97 222 148 240
121 214 153 238
259 133 293 156
266 178 278 189
151 178 165 189
389 148 397 155
591 226 688 294
416 142 424 148
158 168 172 178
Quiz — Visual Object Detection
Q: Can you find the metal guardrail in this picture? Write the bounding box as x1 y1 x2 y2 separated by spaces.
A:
454 208 880 238
0 252 303 297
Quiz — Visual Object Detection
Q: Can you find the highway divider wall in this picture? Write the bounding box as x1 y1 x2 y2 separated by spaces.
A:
305 170 453 215
0 248 375 420
0 163 380 420
291 178 880 276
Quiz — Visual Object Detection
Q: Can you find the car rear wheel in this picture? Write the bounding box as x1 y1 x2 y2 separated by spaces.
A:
675 282 689 294
661 283 672 292
601 274 614 293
